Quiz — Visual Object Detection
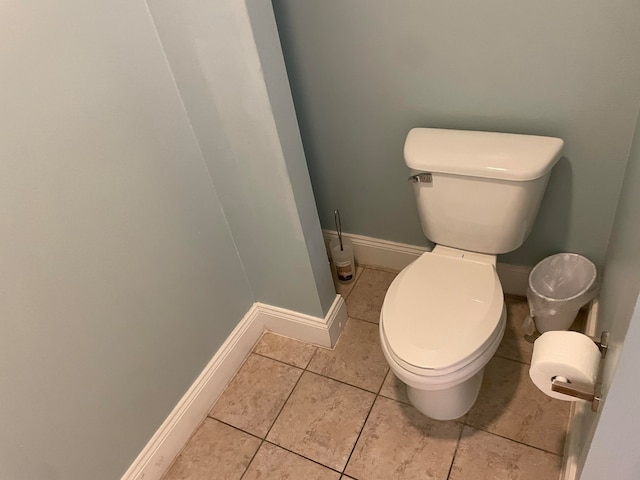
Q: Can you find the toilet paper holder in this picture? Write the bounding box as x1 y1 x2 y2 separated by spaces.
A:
550 331 608 412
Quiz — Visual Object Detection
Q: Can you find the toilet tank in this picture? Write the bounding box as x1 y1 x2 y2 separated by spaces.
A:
404 128 563 255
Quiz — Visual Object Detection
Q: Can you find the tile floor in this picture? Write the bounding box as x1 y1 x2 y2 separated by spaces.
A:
163 266 570 480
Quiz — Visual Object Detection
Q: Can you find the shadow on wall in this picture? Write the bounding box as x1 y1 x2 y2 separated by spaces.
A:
501 156 573 267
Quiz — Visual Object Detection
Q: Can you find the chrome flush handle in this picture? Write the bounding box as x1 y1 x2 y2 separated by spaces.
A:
408 173 432 183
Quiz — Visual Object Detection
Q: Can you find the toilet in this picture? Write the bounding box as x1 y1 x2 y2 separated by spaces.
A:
379 128 563 420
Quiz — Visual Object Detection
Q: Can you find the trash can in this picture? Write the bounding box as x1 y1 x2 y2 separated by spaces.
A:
526 253 599 333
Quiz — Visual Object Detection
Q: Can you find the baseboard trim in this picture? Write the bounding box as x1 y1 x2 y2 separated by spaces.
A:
258 294 347 348
120 305 264 480
561 299 599 480
121 295 345 480
323 229 532 297
323 229 429 272
495 263 534 297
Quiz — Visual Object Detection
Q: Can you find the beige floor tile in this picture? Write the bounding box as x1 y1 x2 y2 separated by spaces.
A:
465 356 570 454
345 396 461 480
449 426 561 480
163 418 260 480
307 318 389 392
243 442 340 480
379 370 410 404
346 268 397 323
253 332 317 369
210 354 302 438
496 296 535 364
332 265 364 299
266 371 375 471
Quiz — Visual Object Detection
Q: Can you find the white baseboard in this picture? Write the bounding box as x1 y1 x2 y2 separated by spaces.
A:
323 229 532 297
495 263 534 297
561 299 599 480
323 229 429 272
121 294 346 480
259 294 347 348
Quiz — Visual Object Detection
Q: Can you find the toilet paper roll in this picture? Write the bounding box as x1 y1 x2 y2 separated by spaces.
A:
529 331 601 401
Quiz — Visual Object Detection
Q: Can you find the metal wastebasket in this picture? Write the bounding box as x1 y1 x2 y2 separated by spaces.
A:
527 253 599 333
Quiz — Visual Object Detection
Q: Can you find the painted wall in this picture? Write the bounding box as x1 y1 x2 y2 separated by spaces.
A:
577 107 640 478
0 0 328 478
272 0 640 267
147 0 335 318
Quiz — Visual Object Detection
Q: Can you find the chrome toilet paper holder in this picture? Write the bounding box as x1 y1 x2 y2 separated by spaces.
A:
550 331 608 412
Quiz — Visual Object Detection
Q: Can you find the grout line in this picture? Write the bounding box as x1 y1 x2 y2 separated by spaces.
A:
215 419 348 479
303 369 382 397
339 265 366 301
212 414 358 472
223 350 386 476
341 366 390 475
248 331 385 397
247 343 383 397
239 439 263 480
207 352 305 428
261 440 344 475
235 363 308 480
211 417 264 442
305 340 322 366
207 415 268 479
338 281 356 301
461 423 564 457
251 350 315 370
378 391 410 405
302 345 319 369
348 316 380 325
159 418 207 478
262 372 305 441
493 353 531 366
445 423 466 479
347 316 379 327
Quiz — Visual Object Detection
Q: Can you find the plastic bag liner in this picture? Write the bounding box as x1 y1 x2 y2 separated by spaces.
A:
525 253 600 334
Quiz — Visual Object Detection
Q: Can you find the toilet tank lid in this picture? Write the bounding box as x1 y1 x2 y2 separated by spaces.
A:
404 128 564 181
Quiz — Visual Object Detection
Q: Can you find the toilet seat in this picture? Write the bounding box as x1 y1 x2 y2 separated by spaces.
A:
380 251 504 377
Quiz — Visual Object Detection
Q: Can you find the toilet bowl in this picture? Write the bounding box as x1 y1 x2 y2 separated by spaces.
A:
379 247 506 420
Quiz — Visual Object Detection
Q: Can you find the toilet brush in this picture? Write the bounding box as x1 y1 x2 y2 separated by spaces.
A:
330 210 355 283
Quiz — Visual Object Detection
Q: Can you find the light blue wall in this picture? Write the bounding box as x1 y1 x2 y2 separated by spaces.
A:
0 1 331 479
578 107 640 478
246 0 337 316
580 298 640 479
0 1 254 478
147 0 335 318
272 0 640 267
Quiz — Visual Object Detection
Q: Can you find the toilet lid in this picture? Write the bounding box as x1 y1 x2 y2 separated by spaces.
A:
381 252 503 371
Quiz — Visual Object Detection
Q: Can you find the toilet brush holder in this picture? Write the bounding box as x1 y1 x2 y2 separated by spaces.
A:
330 237 355 283
331 209 355 283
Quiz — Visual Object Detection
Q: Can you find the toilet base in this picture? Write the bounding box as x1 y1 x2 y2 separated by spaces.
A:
406 370 484 420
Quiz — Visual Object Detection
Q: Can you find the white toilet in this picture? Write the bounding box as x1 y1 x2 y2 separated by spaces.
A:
379 128 563 420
